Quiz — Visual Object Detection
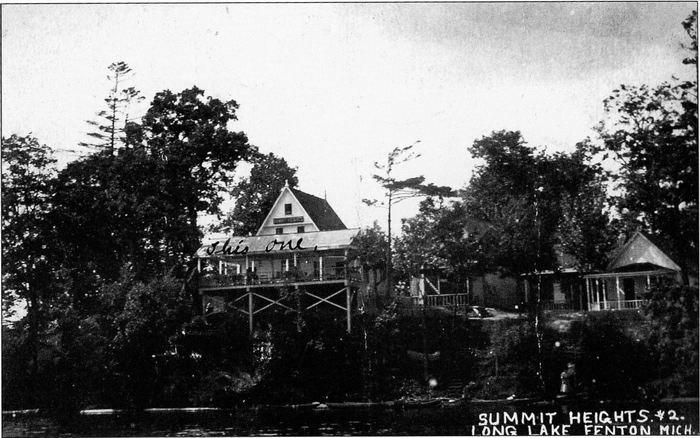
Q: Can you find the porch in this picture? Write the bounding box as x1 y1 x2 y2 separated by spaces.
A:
197 250 361 290
409 273 470 309
583 269 677 311
410 293 470 308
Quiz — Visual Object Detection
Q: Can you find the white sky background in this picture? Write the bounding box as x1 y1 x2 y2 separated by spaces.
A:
2 2 697 234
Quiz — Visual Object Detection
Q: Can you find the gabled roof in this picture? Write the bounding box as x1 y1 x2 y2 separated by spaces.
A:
290 188 346 231
607 231 681 272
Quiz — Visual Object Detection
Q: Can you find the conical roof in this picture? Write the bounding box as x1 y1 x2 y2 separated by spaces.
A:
607 231 681 272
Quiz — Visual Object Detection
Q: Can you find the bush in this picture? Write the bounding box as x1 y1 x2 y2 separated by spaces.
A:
644 283 698 397
575 312 654 400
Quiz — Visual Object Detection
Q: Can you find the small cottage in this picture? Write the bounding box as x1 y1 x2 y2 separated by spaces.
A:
583 232 682 311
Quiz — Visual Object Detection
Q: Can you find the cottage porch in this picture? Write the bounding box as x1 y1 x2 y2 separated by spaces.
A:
583 269 677 311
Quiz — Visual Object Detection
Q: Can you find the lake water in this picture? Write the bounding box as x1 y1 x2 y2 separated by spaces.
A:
3 399 698 436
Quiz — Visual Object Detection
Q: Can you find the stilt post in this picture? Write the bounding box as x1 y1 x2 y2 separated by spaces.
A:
346 286 352 333
247 287 253 334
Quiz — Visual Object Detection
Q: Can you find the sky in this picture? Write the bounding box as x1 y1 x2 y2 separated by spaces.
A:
2 2 697 234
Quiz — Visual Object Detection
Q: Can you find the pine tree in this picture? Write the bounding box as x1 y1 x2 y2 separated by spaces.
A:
80 62 144 152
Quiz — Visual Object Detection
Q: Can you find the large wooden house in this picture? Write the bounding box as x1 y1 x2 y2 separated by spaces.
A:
193 183 361 332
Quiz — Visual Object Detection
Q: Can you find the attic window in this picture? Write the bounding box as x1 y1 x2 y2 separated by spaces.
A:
284 203 292 215
275 227 283 235
297 226 305 233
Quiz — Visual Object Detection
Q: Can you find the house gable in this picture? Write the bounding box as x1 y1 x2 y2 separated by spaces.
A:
257 186 318 236
256 184 346 236
607 231 681 272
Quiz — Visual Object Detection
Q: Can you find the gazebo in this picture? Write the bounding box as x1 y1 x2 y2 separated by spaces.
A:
583 232 681 311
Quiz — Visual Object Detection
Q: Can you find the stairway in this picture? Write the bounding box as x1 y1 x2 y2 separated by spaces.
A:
443 377 466 399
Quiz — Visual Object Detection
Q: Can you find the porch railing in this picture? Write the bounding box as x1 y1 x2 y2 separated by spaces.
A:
540 301 575 311
411 293 470 308
597 300 647 311
199 267 360 289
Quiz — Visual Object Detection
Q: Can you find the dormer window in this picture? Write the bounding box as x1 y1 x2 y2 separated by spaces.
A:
284 203 292 215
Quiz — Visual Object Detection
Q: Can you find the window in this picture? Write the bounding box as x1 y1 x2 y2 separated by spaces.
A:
297 226 305 233
284 203 292 215
275 227 283 235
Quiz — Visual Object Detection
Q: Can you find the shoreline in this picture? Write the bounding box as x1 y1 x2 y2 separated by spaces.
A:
4 397 698 418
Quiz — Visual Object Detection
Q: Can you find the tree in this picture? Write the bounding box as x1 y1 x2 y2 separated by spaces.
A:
463 131 614 276
49 87 253 311
132 86 253 256
463 131 556 275
108 275 191 408
593 12 698 283
49 147 169 303
347 222 389 303
1 134 57 396
394 199 485 292
393 198 448 279
218 151 298 235
557 144 617 271
80 62 144 152
363 142 453 297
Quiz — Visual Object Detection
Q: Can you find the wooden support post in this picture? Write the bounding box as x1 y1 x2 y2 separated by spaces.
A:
219 260 222 275
293 253 297 267
346 286 352 333
599 279 606 309
616 276 621 305
319 256 323 281
197 258 201 273
585 278 590 309
646 275 650 289
524 279 529 303
294 284 301 333
285 258 289 272
248 288 253 334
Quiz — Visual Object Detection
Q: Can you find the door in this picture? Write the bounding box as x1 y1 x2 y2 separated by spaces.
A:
623 278 635 300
